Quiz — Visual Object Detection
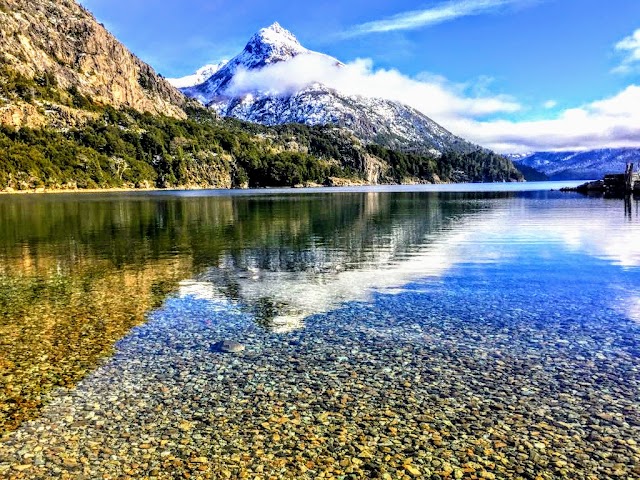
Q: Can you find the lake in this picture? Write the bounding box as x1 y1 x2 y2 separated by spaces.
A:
1 183 639 479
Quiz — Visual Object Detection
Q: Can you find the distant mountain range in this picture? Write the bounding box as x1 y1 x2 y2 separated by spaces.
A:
509 148 640 180
172 23 479 155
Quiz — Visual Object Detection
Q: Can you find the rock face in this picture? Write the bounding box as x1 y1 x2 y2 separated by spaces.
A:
180 23 477 154
0 0 187 125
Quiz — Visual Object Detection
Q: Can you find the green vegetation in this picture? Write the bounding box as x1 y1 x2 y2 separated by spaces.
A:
366 144 522 183
0 107 358 190
0 68 523 190
0 66 100 110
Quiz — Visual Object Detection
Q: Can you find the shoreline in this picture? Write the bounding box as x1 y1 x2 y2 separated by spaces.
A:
1 180 586 197
0 179 362 195
0 186 199 196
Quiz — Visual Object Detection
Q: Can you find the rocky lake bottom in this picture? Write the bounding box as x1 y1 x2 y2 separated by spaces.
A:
0 187 639 479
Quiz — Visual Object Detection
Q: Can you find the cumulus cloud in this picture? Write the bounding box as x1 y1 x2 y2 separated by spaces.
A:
226 54 521 119
224 53 640 153
613 28 640 74
345 0 532 36
452 85 640 152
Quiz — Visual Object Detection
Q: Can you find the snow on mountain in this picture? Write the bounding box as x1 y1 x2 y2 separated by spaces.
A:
181 23 315 103
180 23 477 154
209 84 463 153
511 148 640 180
167 61 228 89
505 153 533 161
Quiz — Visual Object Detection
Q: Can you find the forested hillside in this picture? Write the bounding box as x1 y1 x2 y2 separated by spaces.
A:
0 106 523 191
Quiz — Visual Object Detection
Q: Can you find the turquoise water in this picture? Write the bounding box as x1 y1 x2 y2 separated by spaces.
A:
0 183 639 479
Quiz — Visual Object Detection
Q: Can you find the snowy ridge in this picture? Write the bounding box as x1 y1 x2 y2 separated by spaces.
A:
167 62 228 89
210 84 461 151
180 23 477 154
511 148 640 180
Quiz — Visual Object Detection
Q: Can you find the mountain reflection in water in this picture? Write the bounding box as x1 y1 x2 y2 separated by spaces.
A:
173 192 640 333
0 191 498 431
2 190 639 430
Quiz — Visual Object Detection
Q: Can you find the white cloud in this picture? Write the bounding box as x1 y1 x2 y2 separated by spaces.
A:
226 54 520 119
543 100 557 109
613 28 640 74
452 85 640 152
345 0 530 36
224 53 640 153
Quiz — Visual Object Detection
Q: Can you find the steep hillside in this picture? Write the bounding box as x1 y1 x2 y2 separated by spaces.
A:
180 23 480 155
0 0 187 128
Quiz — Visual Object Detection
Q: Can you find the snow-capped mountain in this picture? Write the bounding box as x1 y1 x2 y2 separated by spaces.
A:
180 23 477 154
510 148 640 180
167 61 228 89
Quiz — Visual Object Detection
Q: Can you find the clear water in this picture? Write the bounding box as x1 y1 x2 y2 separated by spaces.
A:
1 183 639 479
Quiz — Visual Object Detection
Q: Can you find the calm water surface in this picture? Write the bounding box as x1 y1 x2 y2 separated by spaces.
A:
0 183 639 479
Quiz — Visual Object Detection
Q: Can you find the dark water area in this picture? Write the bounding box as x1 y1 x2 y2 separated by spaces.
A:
0 185 639 479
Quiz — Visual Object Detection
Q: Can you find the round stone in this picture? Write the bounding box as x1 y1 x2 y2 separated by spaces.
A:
214 341 245 353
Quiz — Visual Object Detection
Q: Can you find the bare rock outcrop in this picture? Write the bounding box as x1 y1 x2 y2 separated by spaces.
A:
0 0 188 125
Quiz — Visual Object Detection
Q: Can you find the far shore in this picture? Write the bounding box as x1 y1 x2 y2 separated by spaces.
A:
0 180 589 197
0 186 205 196
0 185 334 196
0 178 374 195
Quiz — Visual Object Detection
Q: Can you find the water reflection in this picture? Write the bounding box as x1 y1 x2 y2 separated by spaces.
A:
1 190 639 432
177 192 640 332
0 191 494 431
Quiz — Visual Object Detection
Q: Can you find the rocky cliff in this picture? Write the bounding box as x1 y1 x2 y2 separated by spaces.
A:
0 0 187 127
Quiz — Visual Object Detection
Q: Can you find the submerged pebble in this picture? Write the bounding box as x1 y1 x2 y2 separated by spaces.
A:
1 193 639 479
1 275 639 480
214 340 245 353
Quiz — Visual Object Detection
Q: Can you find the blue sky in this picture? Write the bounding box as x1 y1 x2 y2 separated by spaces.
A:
81 0 640 152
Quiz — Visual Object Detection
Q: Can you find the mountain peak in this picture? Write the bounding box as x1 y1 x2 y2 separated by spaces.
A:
242 22 307 67
179 23 482 156
255 22 301 46
263 22 286 33
167 61 229 89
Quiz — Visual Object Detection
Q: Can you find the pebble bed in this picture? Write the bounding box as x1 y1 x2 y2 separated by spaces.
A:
1 252 639 480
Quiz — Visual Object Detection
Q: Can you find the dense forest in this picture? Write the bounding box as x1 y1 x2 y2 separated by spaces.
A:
0 109 523 190
0 67 523 190
365 144 523 184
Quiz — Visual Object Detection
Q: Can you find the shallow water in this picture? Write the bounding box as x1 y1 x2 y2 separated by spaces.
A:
0 184 639 479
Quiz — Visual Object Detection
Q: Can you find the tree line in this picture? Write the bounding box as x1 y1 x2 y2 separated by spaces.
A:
0 102 522 191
